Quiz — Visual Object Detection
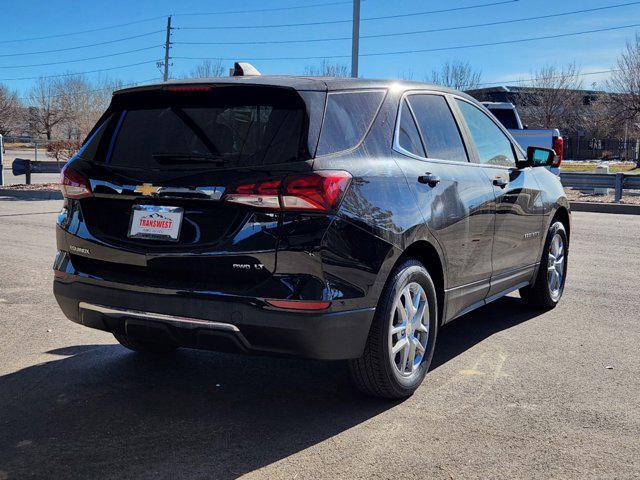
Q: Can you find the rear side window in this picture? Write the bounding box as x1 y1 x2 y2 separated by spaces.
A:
316 90 385 156
397 100 425 157
407 94 468 162
456 100 516 167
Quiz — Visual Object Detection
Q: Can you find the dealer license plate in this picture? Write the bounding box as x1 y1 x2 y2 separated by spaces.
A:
128 205 183 241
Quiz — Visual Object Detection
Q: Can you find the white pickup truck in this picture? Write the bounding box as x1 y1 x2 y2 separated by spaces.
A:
483 102 563 174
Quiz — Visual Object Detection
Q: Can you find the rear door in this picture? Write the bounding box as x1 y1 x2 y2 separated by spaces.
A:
454 98 544 299
68 85 324 293
393 92 496 321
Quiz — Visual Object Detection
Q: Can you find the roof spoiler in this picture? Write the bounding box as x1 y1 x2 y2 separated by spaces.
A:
232 62 261 77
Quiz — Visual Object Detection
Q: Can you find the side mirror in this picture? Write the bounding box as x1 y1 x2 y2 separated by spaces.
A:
523 124 529 130
517 146 557 169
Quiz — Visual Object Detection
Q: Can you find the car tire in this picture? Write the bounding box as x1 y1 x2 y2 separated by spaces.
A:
349 259 438 399
113 332 179 354
520 220 568 309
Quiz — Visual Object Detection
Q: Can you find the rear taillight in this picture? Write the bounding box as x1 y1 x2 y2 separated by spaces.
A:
60 165 91 199
224 178 281 210
224 171 352 212
552 136 564 167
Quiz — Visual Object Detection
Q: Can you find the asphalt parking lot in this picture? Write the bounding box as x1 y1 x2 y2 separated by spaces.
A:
0 198 638 480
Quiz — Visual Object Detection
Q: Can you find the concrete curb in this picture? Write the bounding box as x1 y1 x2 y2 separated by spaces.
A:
0 188 62 200
570 201 640 215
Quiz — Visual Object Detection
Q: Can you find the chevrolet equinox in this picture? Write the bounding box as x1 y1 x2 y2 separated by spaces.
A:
53 75 570 398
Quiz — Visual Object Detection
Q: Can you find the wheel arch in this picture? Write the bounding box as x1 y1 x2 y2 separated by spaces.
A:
394 240 446 325
551 205 571 240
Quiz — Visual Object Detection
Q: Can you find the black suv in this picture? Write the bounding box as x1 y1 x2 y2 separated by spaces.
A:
54 75 570 398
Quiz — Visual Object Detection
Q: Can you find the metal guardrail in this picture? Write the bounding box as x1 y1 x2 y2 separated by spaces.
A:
11 158 62 184
560 172 640 202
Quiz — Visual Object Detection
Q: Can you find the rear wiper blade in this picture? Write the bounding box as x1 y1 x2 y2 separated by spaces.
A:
152 153 226 165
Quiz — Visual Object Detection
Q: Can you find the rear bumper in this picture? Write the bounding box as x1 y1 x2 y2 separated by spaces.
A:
53 278 374 360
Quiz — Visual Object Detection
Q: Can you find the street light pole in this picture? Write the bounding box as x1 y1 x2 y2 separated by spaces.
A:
351 0 360 78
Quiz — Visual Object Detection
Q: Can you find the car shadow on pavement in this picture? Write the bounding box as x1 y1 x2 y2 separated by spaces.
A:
0 296 539 479
431 297 544 370
431 295 542 370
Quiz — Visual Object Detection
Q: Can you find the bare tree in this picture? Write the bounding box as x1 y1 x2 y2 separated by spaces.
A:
397 68 415 81
39 75 121 141
304 60 349 77
519 63 585 133
190 60 226 78
55 75 96 139
607 34 640 165
0 84 22 136
428 60 482 90
92 77 125 114
25 78 68 140
580 93 616 139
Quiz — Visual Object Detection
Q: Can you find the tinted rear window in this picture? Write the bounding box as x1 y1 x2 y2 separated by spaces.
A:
488 108 519 130
316 90 385 156
90 87 311 170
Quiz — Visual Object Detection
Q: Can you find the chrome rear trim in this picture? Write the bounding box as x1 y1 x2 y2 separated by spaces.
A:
79 302 244 337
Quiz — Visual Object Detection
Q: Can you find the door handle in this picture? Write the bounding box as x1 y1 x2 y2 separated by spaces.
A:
492 177 508 188
418 173 441 187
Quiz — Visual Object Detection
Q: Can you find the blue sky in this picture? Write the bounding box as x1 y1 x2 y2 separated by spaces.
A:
1 0 639 97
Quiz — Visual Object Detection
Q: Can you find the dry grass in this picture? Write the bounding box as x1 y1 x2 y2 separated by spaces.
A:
561 162 639 173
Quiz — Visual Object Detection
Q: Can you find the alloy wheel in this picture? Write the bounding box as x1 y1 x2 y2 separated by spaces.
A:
388 282 430 378
547 233 566 301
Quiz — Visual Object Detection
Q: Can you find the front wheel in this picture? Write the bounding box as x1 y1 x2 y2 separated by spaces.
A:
349 259 438 399
520 220 568 309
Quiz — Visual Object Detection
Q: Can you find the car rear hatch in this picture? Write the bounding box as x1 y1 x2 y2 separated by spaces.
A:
62 83 327 294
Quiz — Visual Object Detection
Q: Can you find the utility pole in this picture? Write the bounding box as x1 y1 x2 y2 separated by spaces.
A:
163 15 172 82
351 0 360 78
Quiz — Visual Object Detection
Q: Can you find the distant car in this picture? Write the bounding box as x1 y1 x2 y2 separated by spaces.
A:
483 102 563 174
53 76 571 398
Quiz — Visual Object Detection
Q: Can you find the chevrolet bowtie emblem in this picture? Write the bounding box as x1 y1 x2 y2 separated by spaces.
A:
135 183 160 196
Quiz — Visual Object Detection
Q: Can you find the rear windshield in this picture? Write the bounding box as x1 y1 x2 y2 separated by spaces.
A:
86 87 314 170
488 108 519 130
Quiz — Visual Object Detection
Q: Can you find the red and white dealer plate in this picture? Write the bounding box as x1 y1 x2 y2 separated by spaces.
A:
128 205 183 241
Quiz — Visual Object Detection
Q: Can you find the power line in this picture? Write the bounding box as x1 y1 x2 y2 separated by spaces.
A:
470 69 621 89
0 16 166 45
0 1 359 45
180 0 520 30
0 46 162 70
0 31 164 58
175 1 640 46
0 60 160 81
174 23 640 61
174 0 357 16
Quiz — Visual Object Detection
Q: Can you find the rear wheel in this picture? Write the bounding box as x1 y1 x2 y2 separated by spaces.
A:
349 259 438 399
113 332 178 354
520 220 568 309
